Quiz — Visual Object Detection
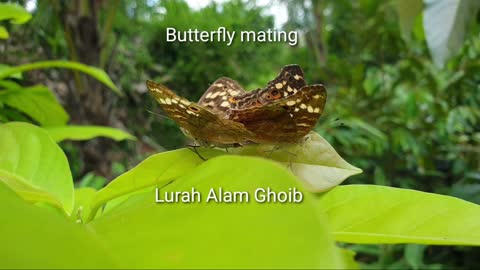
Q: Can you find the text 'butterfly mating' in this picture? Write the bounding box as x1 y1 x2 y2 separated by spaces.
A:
146 65 327 147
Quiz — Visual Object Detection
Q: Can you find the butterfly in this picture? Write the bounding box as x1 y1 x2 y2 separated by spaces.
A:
146 65 327 147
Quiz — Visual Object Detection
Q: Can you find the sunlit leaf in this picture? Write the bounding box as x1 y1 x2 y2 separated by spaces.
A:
44 125 136 142
317 185 480 245
0 65 22 79
72 187 97 223
0 3 32 24
0 182 117 268
0 122 74 214
0 85 69 126
90 155 344 268
85 149 214 221
0 169 63 210
0 61 121 95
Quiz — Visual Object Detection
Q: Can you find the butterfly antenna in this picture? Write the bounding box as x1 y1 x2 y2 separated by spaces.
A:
146 109 173 121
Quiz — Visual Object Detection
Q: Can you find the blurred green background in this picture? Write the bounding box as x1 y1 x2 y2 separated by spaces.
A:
1 0 479 268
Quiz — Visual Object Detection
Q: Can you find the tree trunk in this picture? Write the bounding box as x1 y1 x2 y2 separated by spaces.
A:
310 0 327 65
58 0 116 177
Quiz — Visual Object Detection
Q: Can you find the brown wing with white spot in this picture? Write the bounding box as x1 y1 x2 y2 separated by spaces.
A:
231 64 308 109
227 84 327 144
198 77 246 116
263 64 307 98
147 80 255 146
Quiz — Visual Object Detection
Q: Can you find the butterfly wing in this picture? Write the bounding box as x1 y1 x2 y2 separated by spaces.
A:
264 64 307 98
147 80 255 146
230 65 309 109
227 85 327 143
198 77 246 116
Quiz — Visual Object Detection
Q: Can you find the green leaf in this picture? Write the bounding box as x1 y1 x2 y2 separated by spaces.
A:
423 0 480 67
87 132 361 220
72 187 97 223
0 65 22 79
0 169 63 210
0 122 74 214
89 155 344 268
86 148 213 221
0 61 121 95
393 0 423 40
339 248 359 270
405 244 426 270
0 182 117 268
0 3 32 24
0 26 8 39
230 132 362 191
317 185 480 245
0 85 69 126
44 125 136 142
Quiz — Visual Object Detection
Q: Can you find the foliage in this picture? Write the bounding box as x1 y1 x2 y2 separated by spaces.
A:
1 122 480 268
0 2 32 39
1 0 479 269
0 61 121 94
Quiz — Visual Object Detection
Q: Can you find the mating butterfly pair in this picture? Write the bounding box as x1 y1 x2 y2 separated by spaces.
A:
146 65 327 147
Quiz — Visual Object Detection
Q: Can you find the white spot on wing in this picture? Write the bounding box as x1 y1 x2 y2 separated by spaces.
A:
220 101 230 107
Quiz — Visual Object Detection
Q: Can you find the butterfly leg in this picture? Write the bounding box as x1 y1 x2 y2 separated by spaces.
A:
187 144 207 161
285 150 298 171
263 144 282 158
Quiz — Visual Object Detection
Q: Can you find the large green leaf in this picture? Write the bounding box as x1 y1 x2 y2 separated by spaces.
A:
85 148 216 222
90 155 346 268
0 169 63 210
89 132 360 221
0 3 32 24
0 122 74 214
0 182 117 268
423 0 480 67
230 132 362 191
316 185 480 245
0 85 69 126
0 61 121 95
45 125 136 142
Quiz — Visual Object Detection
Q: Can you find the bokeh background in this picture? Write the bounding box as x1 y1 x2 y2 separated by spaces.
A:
2 0 480 268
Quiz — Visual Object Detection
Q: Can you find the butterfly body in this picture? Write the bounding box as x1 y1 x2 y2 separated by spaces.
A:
147 65 326 147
